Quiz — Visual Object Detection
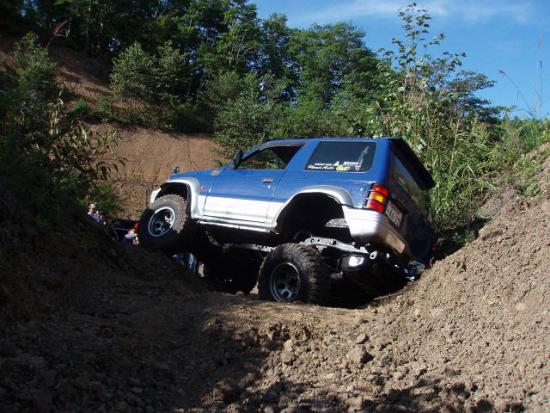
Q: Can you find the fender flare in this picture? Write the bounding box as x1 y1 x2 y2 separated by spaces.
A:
274 186 354 229
153 178 202 219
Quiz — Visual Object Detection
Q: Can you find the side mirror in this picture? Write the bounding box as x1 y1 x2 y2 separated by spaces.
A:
232 150 243 168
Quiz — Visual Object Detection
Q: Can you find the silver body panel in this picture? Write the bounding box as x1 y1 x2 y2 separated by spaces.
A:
150 179 407 254
342 207 406 254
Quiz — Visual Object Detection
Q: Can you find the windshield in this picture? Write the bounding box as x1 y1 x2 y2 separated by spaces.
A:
306 141 376 172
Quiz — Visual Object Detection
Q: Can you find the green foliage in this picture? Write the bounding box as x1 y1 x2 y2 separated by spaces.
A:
1 33 120 226
12 33 57 116
68 97 91 118
110 42 155 119
213 74 285 157
110 41 186 127
84 182 121 219
168 102 211 133
289 23 377 104
94 95 115 121
488 119 550 198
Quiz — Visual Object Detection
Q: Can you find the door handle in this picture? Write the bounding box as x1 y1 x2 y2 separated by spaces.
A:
262 178 273 184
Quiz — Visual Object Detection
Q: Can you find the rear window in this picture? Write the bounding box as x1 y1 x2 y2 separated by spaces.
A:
306 141 376 172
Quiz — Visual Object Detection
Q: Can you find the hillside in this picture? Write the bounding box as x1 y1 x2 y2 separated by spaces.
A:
1 147 548 412
54 45 220 217
0 37 219 218
1 33 549 413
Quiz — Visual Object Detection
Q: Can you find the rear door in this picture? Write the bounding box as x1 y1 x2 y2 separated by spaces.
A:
204 145 302 223
388 152 436 263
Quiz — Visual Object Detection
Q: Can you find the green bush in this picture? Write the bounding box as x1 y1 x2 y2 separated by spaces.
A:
110 41 185 127
168 102 211 133
9 33 57 130
213 74 286 158
94 95 116 121
13 33 57 103
68 98 91 118
1 34 120 224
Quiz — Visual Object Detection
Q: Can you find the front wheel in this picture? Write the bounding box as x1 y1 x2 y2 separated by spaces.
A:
137 194 196 255
258 243 330 304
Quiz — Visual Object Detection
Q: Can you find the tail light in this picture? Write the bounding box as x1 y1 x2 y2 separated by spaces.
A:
365 183 390 213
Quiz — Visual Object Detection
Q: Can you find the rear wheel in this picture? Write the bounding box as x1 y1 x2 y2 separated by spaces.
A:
137 194 196 255
258 243 330 304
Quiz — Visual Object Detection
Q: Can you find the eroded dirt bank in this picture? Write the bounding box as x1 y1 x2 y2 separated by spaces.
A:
1 184 549 412
1 33 548 413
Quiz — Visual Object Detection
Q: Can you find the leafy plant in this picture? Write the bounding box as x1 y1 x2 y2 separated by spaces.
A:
1 33 120 224
68 98 90 118
110 41 186 127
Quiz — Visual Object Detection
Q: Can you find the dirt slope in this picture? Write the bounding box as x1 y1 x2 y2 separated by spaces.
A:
2 159 548 412
2 35 549 412
51 44 219 217
100 125 217 217
0 37 219 218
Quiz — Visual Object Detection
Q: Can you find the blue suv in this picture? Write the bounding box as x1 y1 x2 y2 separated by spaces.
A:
138 137 436 304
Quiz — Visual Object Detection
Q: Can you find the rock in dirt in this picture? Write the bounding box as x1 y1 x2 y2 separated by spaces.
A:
262 389 278 403
346 347 373 365
354 333 368 344
212 380 240 403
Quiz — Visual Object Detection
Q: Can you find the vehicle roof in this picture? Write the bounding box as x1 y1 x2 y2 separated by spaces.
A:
259 137 435 189
261 137 381 146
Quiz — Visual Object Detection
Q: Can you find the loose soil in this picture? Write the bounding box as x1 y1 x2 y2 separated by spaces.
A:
99 125 218 218
1 35 549 413
2 169 549 412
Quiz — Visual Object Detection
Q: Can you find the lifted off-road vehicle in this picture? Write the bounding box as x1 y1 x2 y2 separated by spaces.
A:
138 137 436 304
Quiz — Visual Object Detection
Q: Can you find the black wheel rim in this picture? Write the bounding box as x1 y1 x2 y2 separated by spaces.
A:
269 262 301 302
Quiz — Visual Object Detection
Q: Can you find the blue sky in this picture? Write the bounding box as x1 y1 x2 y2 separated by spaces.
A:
253 0 550 118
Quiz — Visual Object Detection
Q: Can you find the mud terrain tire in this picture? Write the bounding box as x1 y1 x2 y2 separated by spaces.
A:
258 243 330 304
138 194 195 255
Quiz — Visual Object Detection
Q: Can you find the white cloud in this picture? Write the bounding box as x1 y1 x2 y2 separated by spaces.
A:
290 0 533 25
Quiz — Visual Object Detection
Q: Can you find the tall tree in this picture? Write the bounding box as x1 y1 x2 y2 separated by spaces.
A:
289 23 377 104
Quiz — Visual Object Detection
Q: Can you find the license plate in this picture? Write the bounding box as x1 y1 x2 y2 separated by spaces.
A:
385 201 403 227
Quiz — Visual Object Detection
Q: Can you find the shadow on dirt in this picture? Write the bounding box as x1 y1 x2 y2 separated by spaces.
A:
170 325 496 412
0 262 494 412
239 378 496 413
163 296 495 412
435 217 488 260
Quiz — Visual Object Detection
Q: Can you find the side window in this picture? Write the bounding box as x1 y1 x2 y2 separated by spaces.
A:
306 141 375 172
238 145 302 170
390 154 428 213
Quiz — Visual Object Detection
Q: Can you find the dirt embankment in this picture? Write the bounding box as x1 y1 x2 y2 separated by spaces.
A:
99 126 218 218
52 45 219 218
1 160 548 412
1 34 549 413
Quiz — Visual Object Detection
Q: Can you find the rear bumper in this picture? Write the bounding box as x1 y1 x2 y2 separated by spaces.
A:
342 207 407 255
